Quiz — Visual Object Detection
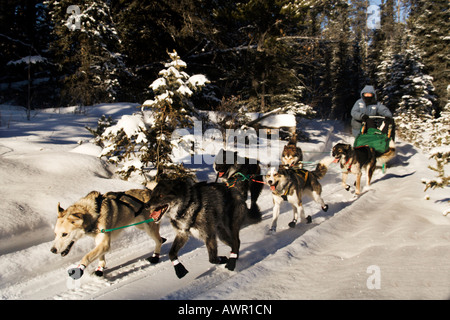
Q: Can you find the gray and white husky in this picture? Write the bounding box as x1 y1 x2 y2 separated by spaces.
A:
147 179 262 279
51 189 166 279
265 158 333 233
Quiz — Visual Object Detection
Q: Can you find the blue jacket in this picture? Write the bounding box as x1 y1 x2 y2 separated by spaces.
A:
351 85 392 136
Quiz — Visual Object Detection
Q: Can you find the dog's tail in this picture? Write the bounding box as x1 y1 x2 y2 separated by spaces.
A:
376 139 396 165
312 156 334 180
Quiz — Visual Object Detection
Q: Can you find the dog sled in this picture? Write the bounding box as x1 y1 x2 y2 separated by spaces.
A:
354 116 396 172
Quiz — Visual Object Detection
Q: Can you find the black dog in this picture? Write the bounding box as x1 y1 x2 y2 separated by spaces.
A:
213 149 263 216
147 179 262 279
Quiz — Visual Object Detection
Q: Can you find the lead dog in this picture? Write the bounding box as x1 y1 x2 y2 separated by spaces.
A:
51 189 166 279
332 143 377 195
265 158 333 233
147 179 262 279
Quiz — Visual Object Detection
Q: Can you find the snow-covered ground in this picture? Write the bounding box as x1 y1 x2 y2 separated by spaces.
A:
0 103 449 300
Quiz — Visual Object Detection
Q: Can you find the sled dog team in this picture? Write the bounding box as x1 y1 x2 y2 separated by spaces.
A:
51 140 395 280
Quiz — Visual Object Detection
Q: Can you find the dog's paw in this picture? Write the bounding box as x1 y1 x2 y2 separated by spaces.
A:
173 261 189 279
225 258 237 271
267 226 276 235
93 266 104 277
225 253 238 271
322 204 328 212
147 253 160 264
68 264 85 280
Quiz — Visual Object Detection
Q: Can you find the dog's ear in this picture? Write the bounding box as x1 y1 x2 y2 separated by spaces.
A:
260 163 271 175
57 203 65 217
68 213 84 227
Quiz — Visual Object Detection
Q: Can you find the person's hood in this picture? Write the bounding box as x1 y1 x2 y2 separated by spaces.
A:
360 85 377 100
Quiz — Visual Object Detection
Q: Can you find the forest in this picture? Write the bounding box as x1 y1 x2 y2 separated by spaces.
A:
0 0 448 123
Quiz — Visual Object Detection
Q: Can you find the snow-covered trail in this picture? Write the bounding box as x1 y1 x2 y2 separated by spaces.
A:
0 112 338 300
0 104 448 300
199 139 450 300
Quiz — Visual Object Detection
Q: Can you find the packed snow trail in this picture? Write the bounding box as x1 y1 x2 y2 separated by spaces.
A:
0 104 448 300
196 141 450 299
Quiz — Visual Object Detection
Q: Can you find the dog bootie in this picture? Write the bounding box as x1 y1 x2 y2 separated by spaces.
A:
68 264 85 279
94 266 104 277
172 260 189 279
147 253 160 264
225 253 238 271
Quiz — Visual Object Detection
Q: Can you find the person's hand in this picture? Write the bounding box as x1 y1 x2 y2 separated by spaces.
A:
361 114 369 122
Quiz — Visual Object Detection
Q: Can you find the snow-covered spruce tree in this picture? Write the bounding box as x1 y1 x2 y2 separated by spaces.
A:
423 148 450 192
376 44 405 112
272 85 316 118
45 0 131 106
98 50 208 183
408 0 450 113
422 100 450 192
393 43 437 148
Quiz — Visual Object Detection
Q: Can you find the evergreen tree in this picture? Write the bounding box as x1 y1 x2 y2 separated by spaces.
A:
393 41 438 148
46 0 131 106
349 0 370 84
407 0 449 113
376 44 405 112
322 0 354 119
398 43 436 115
98 50 208 183
229 0 314 112
0 1 55 110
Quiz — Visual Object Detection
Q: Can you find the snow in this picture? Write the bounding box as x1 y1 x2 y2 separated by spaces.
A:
0 103 449 300
103 114 146 138
187 74 209 88
149 78 166 92
7 56 47 65
257 114 296 128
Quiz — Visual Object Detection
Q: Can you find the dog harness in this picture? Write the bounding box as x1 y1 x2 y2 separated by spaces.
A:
341 158 353 172
340 146 371 173
222 171 264 188
89 192 156 234
270 183 291 201
271 168 309 201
